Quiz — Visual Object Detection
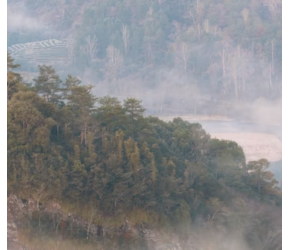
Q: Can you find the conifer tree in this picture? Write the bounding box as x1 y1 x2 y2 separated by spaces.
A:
123 98 145 139
131 142 140 177
69 144 87 203
66 84 97 145
97 96 124 134
33 65 62 104
7 53 21 100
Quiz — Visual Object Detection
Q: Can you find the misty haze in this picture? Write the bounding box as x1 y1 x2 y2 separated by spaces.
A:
7 0 282 250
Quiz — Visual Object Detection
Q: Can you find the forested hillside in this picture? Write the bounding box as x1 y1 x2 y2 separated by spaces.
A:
8 0 282 116
7 53 282 250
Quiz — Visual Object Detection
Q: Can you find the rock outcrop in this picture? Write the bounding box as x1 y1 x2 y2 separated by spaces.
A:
7 195 201 250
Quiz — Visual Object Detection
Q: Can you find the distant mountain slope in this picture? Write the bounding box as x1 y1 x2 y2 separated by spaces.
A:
8 0 282 119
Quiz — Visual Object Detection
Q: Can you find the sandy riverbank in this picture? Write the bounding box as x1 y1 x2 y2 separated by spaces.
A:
159 116 282 163
159 115 233 122
211 132 282 162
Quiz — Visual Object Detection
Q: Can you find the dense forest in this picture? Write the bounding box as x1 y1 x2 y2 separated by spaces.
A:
8 0 282 116
7 0 282 249
7 53 281 250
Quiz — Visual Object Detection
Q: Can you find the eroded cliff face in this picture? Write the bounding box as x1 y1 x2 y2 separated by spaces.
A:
7 195 202 250
7 195 282 250
8 195 30 250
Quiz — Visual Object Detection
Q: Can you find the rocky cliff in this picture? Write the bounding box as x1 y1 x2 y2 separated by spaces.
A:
7 195 202 250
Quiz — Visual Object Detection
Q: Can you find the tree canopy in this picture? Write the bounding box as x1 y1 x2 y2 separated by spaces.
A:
7 58 282 250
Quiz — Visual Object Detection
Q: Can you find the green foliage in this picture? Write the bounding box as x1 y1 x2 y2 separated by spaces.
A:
123 98 146 139
96 96 124 133
33 65 62 104
246 159 281 203
66 84 97 145
7 52 22 100
7 58 281 250
172 200 191 235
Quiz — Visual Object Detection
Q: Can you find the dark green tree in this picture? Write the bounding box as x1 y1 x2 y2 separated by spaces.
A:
96 96 125 133
7 53 22 100
123 98 145 138
66 84 97 145
33 65 62 104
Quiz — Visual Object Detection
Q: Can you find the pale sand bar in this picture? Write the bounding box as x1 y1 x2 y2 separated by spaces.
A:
211 133 282 162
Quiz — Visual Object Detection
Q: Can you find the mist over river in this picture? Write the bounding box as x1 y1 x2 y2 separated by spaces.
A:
198 120 281 141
